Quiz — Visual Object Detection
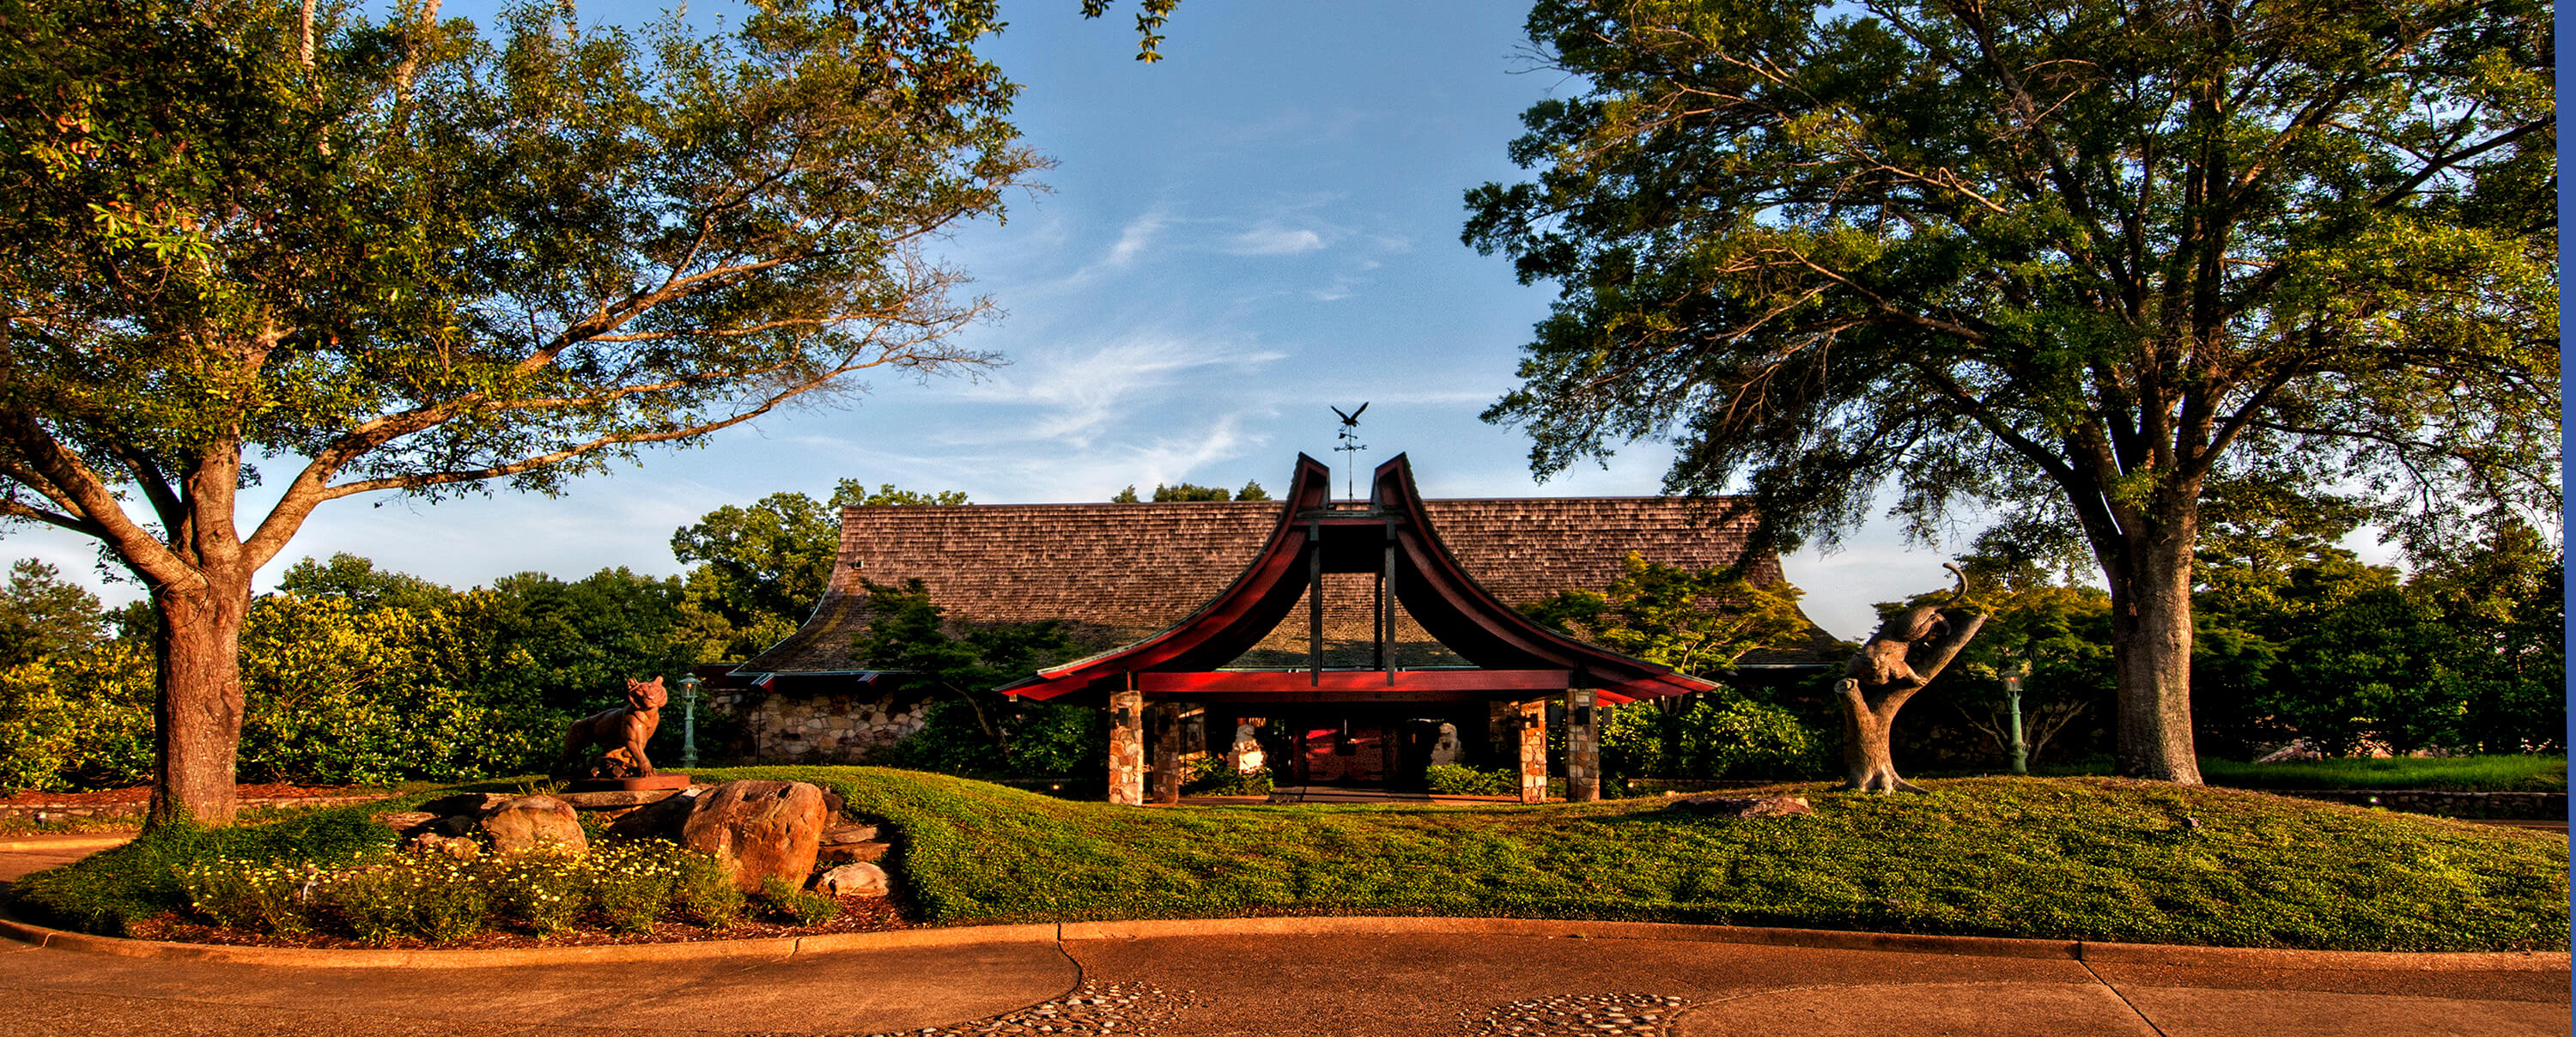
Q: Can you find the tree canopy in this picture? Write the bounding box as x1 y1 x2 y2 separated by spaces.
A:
671 479 969 660
1467 0 2555 781
0 0 1145 823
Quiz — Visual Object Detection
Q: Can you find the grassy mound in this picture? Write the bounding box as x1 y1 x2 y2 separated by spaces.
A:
14 769 2566 952
701 767 2566 952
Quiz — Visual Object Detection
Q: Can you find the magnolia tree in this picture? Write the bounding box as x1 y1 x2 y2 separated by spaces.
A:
0 0 1171 824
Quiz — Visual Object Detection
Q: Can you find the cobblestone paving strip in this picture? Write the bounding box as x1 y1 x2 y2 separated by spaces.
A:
848 981 1193 1036
1467 992 1687 1036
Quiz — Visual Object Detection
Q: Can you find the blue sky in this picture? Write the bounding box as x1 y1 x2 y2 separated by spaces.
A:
17 1 2034 639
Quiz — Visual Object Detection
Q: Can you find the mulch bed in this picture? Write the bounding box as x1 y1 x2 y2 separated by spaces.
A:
120 894 915 950
0 783 380 807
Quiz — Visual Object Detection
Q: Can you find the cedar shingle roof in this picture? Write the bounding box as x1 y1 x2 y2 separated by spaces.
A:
739 496 1837 675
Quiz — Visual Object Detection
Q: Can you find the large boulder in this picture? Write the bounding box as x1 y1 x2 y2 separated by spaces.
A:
680 780 829 892
478 795 588 854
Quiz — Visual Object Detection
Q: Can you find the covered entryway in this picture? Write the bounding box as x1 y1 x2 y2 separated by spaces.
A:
1001 454 1719 804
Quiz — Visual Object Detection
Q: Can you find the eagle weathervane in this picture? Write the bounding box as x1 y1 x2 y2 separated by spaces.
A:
1331 402 1369 500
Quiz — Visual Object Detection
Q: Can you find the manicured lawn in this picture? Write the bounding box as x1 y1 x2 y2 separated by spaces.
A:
15 767 2567 953
709 766 2565 952
2196 755 2567 792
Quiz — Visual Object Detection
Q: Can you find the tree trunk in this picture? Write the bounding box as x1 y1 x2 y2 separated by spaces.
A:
2111 525 2203 783
149 573 254 827
1838 612 1986 793
1838 679 1924 792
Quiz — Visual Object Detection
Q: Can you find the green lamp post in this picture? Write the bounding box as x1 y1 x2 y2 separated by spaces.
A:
2003 662 2029 775
678 675 702 770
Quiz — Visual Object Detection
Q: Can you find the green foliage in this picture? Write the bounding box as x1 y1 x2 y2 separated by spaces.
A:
0 561 109 668
682 767 2565 951
759 875 841 925
236 593 554 785
1911 547 2119 766
672 849 747 928
147 828 738 942
860 579 1091 778
1601 696 1821 780
0 0 1097 820
276 554 460 616
319 850 494 943
0 552 751 791
0 639 157 791
1151 482 1232 502
15 808 396 935
2192 516 2563 757
23 768 2572 950
2197 755 2568 794
670 481 969 662
1182 755 1274 796
1522 553 1811 677
1106 480 1272 503
1423 764 1519 796
1469 0 2557 778
460 569 700 717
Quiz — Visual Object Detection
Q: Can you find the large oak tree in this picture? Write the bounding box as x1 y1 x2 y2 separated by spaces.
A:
0 0 1173 824
1466 0 2555 781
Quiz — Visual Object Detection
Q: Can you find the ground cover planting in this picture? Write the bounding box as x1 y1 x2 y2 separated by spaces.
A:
11 767 2566 953
7 783 889 945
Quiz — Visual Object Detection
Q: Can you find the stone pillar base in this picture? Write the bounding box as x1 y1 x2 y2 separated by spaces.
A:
1109 686 1145 805
1516 699 1547 804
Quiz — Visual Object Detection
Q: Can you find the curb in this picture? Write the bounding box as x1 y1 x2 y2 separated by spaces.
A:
0 835 136 853
1 911 2560 972
0 911 1064 968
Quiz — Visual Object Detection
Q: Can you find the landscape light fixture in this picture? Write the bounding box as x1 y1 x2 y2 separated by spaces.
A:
2002 662 2029 775
678 675 702 769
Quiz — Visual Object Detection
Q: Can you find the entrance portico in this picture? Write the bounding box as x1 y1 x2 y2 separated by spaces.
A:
1003 454 1715 804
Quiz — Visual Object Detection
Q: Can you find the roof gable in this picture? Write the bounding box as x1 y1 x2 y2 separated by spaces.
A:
738 458 1818 676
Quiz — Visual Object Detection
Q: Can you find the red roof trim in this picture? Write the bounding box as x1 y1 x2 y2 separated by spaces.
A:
1001 453 1718 702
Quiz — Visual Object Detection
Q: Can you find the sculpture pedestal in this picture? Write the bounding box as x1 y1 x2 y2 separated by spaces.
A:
567 773 693 793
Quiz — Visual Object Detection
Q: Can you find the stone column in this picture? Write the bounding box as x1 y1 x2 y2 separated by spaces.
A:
1149 701 1183 805
1565 688 1600 803
1516 699 1547 804
1108 686 1145 805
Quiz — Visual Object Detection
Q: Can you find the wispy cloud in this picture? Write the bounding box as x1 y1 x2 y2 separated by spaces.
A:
948 336 1287 448
1103 209 1168 268
1226 224 1329 256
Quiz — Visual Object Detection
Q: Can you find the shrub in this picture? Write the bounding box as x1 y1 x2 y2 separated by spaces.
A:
484 845 590 936
317 850 491 943
177 859 318 935
759 876 841 925
1602 694 1823 781
673 852 746 928
587 840 686 933
1424 764 1519 797
1182 755 1274 796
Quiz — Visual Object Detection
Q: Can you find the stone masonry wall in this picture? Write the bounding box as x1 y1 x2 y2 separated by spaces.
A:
733 688 933 763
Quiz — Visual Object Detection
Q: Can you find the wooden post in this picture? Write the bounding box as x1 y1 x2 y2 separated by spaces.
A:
1565 688 1600 802
1109 683 1145 805
1516 699 1547 804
